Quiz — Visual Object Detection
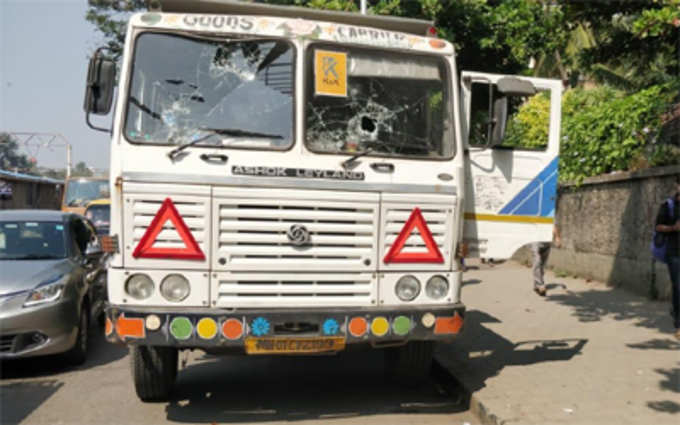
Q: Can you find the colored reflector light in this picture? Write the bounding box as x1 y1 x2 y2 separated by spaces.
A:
421 312 436 328
250 317 270 337
348 317 367 337
434 313 464 335
371 317 389 337
222 318 244 340
322 318 340 336
116 315 145 340
145 314 161 331
170 317 193 340
392 316 411 336
197 318 218 339
105 317 113 336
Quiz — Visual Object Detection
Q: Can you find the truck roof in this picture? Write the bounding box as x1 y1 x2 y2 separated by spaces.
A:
155 0 434 36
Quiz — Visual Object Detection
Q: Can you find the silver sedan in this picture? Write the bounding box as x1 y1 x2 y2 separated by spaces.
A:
0 210 107 364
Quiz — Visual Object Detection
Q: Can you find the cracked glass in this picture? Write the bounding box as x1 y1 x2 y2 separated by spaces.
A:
124 32 294 150
305 44 453 159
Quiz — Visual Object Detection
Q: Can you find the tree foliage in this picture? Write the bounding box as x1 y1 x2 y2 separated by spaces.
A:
0 133 33 172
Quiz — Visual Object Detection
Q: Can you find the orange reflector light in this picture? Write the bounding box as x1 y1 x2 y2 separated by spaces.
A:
222 318 244 340
434 313 463 335
348 317 367 337
105 317 113 336
116 315 145 340
197 318 218 339
371 317 389 337
100 235 118 253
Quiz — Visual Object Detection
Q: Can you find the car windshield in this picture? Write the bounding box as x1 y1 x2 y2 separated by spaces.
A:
85 205 110 230
64 180 109 207
124 32 294 150
305 45 453 159
0 221 67 260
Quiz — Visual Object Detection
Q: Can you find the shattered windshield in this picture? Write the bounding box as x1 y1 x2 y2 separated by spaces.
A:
306 45 453 159
124 32 294 149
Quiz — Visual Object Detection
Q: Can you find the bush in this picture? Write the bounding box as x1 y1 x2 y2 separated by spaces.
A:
503 82 680 183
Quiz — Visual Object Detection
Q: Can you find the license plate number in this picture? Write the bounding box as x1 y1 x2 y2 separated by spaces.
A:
245 336 345 355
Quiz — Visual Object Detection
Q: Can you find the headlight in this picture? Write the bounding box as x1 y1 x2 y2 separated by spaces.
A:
395 275 420 302
24 278 65 307
426 275 449 300
125 274 154 300
160 274 190 302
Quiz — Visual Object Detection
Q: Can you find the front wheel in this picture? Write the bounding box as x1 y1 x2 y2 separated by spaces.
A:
65 304 89 365
131 346 178 402
385 341 433 386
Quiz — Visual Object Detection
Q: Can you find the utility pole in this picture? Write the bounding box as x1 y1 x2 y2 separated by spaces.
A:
360 0 367 15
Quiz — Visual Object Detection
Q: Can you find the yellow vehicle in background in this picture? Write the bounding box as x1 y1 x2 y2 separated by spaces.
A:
84 199 111 235
61 177 109 215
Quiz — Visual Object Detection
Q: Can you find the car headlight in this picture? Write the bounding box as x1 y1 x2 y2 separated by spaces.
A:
125 274 154 300
395 275 420 302
24 277 66 307
426 275 449 300
160 274 190 302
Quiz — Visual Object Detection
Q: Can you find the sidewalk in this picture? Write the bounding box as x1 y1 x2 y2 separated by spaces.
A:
435 260 680 425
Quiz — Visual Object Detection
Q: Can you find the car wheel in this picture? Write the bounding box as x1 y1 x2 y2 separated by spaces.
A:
385 341 433 386
65 304 89 365
131 345 178 402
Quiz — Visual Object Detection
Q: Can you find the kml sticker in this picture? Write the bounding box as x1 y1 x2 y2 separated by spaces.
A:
314 50 347 97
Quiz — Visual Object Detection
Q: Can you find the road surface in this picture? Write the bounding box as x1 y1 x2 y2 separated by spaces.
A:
1 331 476 425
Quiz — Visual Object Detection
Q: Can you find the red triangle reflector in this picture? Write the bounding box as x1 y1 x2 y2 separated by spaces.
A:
383 207 444 264
132 198 205 260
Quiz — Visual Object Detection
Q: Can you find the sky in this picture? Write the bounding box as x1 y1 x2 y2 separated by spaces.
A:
1 0 110 170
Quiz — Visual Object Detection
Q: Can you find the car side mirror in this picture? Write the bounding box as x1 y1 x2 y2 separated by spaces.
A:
84 53 115 116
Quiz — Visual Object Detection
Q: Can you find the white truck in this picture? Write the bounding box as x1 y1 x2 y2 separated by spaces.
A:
84 0 561 402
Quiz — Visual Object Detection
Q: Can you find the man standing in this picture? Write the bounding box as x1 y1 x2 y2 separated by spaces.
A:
655 177 680 339
532 226 560 296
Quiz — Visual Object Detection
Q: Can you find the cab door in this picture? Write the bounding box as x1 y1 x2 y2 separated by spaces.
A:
460 71 562 259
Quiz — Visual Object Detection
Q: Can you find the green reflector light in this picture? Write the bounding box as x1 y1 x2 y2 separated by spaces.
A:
170 317 192 340
392 316 411 336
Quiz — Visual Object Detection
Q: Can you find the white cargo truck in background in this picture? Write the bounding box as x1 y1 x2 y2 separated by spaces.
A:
84 0 561 401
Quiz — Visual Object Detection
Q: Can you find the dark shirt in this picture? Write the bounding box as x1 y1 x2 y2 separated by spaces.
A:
655 197 680 257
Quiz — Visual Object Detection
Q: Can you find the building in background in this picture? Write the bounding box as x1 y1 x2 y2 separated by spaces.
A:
0 169 63 210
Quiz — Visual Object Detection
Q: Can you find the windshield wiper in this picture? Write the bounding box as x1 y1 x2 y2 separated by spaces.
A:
167 128 283 161
199 127 284 139
341 148 374 170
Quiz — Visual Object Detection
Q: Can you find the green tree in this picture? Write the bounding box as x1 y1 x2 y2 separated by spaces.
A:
73 161 94 177
0 133 33 172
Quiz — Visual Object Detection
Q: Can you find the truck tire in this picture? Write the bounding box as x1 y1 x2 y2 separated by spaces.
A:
131 345 178 402
65 303 89 366
385 341 433 386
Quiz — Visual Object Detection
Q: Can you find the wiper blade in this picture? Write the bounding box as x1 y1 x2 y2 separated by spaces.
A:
167 128 283 161
341 148 374 170
199 127 284 140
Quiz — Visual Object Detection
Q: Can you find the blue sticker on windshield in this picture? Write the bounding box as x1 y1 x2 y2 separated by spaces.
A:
56 225 63 231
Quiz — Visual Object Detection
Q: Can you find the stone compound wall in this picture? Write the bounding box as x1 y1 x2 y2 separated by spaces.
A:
514 165 680 300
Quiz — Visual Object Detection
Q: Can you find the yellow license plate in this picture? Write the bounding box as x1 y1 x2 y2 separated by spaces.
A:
245 336 346 355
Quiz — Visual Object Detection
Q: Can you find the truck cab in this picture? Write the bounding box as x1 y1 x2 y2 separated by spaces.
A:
84 0 561 402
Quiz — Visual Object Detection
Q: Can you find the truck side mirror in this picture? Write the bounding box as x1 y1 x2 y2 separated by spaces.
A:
490 96 508 146
83 53 115 115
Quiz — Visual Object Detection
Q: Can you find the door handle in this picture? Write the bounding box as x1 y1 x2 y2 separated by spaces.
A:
370 162 394 173
200 153 228 163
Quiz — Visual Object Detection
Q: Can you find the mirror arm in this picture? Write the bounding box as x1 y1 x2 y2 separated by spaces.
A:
86 109 110 133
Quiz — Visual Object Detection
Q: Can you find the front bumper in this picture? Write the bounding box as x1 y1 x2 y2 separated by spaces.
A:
105 304 465 350
0 296 78 359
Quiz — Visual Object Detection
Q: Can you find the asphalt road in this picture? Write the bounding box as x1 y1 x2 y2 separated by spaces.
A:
0 330 476 425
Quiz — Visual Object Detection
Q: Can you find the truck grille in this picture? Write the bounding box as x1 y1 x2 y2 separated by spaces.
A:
214 273 376 307
214 199 378 271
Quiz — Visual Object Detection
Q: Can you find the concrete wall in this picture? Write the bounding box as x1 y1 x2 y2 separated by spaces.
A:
0 179 62 210
514 165 680 300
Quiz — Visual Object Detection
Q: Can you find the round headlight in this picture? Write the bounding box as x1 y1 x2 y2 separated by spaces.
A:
125 274 154 300
160 274 190 302
426 275 449 300
395 275 420 302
